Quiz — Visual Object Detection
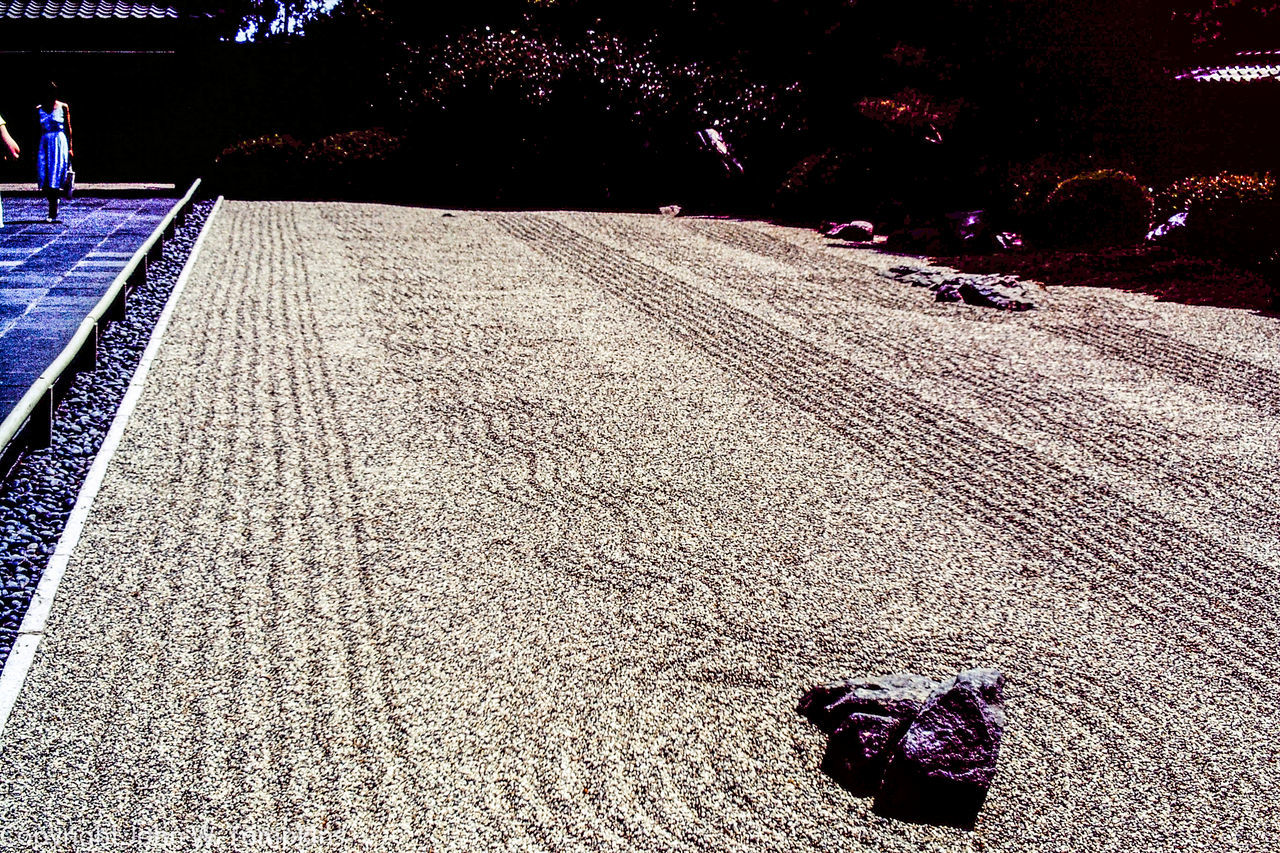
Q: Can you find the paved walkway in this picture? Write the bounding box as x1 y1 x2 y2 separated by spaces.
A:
0 202 1276 852
0 194 176 420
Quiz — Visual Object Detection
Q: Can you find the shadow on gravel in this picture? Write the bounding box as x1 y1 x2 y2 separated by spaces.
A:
935 245 1280 317
872 773 988 831
821 748 988 830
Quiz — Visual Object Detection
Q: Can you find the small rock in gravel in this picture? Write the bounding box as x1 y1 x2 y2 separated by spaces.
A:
659 204 683 217
822 221 875 242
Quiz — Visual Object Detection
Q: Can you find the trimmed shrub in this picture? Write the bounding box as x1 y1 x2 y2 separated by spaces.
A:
773 149 864 222
856 88 965 136
1041 170 1153 250
1192 200 1280 264
302 128 408 199
999 154 1089 228
1155 173 1276 222
211 134 304 199
402 27 807 208
1139 173 1280 275
1153 173 1280 268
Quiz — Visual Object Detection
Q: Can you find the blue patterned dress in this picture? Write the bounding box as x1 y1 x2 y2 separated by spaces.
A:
36 104 69 193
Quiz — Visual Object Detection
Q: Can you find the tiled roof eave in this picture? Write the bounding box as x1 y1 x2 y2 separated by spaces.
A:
1 2 183 19
1179 67 1280 83
1177 48 1280 83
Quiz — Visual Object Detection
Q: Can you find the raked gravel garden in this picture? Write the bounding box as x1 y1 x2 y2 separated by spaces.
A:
0 201 1276 852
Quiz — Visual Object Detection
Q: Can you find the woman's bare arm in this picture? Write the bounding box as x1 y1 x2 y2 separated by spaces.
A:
0 122 18 159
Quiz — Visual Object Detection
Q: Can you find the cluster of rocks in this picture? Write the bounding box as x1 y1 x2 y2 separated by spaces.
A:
885 265 1038 311
798 668 1006 828
824 211 1020 255
1146 211 1189 246
0 200 216 667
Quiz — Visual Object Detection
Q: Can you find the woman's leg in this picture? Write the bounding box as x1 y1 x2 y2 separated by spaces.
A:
46 191 58 221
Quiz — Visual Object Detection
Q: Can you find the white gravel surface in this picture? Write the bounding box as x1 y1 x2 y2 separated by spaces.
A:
0 201 1276 852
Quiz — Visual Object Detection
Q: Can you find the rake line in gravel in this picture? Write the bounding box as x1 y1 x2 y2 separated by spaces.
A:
273 203 432 830
674 218 919 308
683 215 1280 417
1046 323 1280 417
553 213 1280 549
363 276 854 686
131 203 433 836
561 214 1279 521
323 218 762 853
497 213 1279 694
369 420 736 847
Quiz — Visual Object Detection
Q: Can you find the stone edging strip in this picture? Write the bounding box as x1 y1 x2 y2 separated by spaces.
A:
0 196 225 739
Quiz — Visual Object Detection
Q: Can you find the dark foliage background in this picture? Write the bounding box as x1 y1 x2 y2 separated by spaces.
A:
198 1 1280 224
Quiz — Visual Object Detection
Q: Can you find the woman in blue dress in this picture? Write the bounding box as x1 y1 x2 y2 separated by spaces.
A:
36 81 72 223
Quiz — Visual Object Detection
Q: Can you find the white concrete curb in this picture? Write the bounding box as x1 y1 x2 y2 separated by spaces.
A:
0 196 225 739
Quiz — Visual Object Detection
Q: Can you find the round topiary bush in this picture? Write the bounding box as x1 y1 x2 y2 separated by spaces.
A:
999 154 1089 229
212 134 304 199
302 128 408 199
1042 169 1153 250
773 148 874 223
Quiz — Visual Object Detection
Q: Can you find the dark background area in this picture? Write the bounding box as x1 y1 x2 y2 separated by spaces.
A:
3 2 1280 224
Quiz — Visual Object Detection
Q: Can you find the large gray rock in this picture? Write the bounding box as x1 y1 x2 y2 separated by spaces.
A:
799 674 942 795
886 266 1039 310
890 669 1005 787
799 668 1006 829
944 209 1000 254
1146 211 1189 245
934 281 963 304
823 712 916 795
954 280 1034 311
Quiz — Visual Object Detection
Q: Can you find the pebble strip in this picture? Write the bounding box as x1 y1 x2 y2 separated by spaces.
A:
0 203 1275 852
0 200 216 665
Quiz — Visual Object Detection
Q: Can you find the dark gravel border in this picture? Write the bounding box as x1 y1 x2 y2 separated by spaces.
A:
0 199 216 668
